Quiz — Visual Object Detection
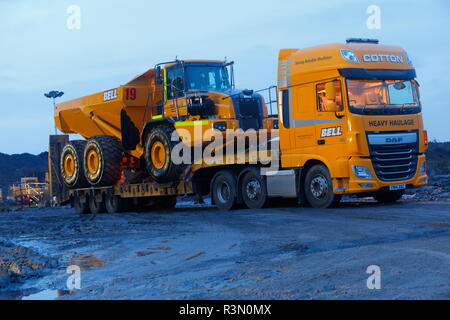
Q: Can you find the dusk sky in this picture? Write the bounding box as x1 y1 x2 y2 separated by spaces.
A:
1 0 449 154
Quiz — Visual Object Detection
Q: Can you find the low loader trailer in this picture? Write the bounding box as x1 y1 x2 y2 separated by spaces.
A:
50 38 428 213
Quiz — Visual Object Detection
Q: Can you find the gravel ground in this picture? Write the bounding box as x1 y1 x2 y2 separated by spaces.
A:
0 194 449 300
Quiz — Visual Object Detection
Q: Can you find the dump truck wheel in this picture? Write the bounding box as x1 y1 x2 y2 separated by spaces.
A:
211 171 238 210
73 195 90 214
89 194 106 214
144 125 182 183
241 169 269 209
84 135 122 187
60 140 88 189
374 190 404 203
105 194 124 213
304 164 342 208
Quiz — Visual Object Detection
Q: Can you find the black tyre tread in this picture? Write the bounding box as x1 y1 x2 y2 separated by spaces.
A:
89 195 106 214
212 171 238 210
241 170 269 209
304 164 342 209
84 135 122 187
145 125 183 183
73 195 90 214
61 140 88 189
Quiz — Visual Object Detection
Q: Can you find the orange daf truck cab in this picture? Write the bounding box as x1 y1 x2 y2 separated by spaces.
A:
271 38 428 208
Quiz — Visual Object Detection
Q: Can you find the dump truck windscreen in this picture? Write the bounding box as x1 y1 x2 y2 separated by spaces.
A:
185 65 231 91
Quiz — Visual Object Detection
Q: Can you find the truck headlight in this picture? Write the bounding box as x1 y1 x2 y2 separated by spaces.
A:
352 165 374 180
419 161 427 175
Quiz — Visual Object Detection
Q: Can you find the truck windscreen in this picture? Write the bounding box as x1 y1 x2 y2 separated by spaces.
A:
185 65 231 92
346 79 421 115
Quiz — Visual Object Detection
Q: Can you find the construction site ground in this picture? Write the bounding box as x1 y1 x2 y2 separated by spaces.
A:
0 195 449 300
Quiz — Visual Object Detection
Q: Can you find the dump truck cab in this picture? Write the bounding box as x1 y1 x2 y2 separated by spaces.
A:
277 38 428 204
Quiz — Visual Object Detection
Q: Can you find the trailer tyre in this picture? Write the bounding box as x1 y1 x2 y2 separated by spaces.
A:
241 169 269 209
73 195 90 214
84 135 123 187
144 125 183 183
374 190 404 203
60 140 88 189
105 194 124 213
89 194 106 214
304 164 342 208
212 171 238 210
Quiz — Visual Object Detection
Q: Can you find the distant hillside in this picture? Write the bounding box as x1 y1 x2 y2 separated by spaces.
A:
0 152 48 198
0 142 448 199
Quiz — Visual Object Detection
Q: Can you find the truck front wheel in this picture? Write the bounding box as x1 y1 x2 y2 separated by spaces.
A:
304 164 342 208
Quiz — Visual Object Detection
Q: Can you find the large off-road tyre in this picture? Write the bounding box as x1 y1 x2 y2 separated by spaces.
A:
211 171 238 211
241 169 269 209
83 135 123 187
73 195 90 215
60 140 89 189
144 125 183 183
374 190 404 203
304 164 342 208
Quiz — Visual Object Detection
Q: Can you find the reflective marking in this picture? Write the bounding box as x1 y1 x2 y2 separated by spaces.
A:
152 115 163 120
175 120 209 127
292 119 344 128
278 69 291 76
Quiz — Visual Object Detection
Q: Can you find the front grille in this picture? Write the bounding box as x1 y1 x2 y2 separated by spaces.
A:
369 141 418 182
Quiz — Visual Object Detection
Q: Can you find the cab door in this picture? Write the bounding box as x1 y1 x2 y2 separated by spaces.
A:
313 79 347 158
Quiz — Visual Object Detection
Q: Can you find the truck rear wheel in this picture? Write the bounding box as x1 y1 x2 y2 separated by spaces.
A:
374 190 404 203
144 125 183 183
212 171 238 210
60 140 88 189
84 135 122 187
241 169 269 209
304 164 342 208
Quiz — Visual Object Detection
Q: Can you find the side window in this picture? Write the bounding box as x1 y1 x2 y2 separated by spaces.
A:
316 80 343 112
166 67 184 100
281 89 290 128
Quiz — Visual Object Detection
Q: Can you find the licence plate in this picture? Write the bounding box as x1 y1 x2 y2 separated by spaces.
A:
389 184 406 191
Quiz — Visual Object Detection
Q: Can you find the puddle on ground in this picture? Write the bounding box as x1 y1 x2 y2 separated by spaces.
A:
69 253 105 270
22 289 58 300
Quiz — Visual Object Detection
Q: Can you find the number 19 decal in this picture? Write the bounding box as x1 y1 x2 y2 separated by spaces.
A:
125 88 137 100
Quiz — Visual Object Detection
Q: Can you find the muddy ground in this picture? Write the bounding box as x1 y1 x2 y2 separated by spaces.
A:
0 195 449 300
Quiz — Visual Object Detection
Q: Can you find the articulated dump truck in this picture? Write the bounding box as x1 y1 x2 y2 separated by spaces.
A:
49 38 428 213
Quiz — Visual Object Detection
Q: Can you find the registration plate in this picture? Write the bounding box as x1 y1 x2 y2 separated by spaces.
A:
389 184 406 191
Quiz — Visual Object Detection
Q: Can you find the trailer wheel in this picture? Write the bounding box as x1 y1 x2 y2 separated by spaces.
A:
212 171 238 210
73 195 90 214
89 194 106 214
374 190 404 203
84 135 122 187
105 194 124 213
241 169 269 209
144 125 182 183
60 140 88 188
304 164 342 208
